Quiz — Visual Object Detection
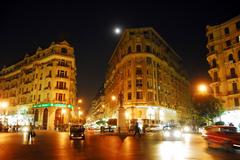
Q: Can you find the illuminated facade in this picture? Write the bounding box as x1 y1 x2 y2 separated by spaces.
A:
0 41 77 130
92 28 191 126
207 15 240 127
207 15 240 110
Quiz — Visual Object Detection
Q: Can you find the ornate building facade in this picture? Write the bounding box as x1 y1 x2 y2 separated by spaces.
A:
92 27 191 126
207 15 240 110
0 41 77 130
206 15 240 126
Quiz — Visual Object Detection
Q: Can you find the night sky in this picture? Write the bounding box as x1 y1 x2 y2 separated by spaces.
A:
0 1 239 109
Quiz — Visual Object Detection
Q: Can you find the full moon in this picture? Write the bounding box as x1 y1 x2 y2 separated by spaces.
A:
114 27 121 34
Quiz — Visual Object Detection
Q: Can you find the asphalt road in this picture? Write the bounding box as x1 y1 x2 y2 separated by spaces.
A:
0 130 239 160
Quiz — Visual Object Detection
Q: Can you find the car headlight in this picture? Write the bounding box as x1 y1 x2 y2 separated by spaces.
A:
174 130 182 137
164 131 170 137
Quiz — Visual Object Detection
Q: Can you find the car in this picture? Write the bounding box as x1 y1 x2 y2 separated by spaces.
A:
162 125 183 140
204 125 240 152
69 125 85 140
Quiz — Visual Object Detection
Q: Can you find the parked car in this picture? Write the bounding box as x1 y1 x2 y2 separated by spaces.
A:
69 125 85 140
204 125 240 152
162 125 183 140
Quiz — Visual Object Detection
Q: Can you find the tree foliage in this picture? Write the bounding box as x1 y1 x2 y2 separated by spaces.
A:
192 95 224 125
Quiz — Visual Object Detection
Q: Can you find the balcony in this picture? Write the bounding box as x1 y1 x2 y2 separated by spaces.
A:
226 74 238 80
228 90 240 95
207 51 217 57
55 87 68 90
56 75 69 78
57 63 70 67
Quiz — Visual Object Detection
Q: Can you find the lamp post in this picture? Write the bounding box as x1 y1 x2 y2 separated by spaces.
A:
197 83 208 95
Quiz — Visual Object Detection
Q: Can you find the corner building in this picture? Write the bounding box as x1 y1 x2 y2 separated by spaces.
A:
103 28 191 126
206 15 240 126
0 41 77 130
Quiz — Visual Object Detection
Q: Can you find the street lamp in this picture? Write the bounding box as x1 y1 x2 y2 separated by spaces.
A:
78 99 82 104
111 95 116 101
197 83 208 95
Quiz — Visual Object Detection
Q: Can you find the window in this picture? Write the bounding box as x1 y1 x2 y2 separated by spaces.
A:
127 80 131 89
234 98 239 106
56 93 66 101
232 82 238 93
56 81 66 89
128 46 132 53
226 40 231 47
236 21 240 30
209 33 213 40
136 91 143 99
230 68 236 77
136 79 143 88
228 54 234 61
236 36 240 43
224 27 230 35
127 92 132 100
146 45 151 53
147 92 153 101
210 46 215 52
146 57 152 65
48 82 51 88
57 70 67 78
213 71 218 81
212 59 217 68
39 84 42 90
58 60 67 66
216 86 220 94
136 44 141 52
40 73 43 80
61 48 68 53
136 67 142 76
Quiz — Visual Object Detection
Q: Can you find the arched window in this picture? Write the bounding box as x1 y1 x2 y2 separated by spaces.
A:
228 54 234 61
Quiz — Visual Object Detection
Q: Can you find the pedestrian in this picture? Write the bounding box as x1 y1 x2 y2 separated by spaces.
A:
27 123 35 143
134 122 141 137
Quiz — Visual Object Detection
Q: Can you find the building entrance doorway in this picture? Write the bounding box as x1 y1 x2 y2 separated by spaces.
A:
42 108 48 129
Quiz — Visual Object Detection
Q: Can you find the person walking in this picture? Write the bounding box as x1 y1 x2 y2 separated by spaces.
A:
134 122 141 137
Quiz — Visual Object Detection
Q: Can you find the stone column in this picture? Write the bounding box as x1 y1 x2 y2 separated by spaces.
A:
47 107 55 130
117 92 128 133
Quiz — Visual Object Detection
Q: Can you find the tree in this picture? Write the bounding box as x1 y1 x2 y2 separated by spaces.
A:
192 95 224 126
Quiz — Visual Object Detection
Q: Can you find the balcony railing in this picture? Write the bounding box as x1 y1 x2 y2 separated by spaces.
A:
56 75 69 78
55 87 68 90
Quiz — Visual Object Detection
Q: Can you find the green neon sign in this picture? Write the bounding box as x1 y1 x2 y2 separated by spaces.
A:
32 103 73 109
